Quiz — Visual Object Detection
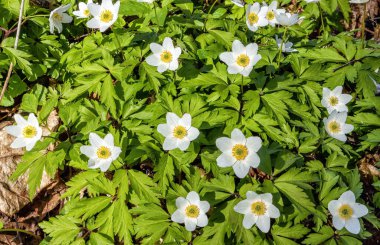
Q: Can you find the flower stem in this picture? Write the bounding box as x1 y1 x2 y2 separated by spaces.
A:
318 3 325 36
276 27 287 70
238 75 244 124
361 3 366 48
0 228 40 240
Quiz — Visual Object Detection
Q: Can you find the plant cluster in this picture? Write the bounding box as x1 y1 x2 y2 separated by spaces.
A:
0 0 379 244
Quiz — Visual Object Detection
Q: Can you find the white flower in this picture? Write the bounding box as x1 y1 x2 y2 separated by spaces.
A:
323 111 354 142
157 112 199 151
234 191 280 232
246 3 269 32
349 0 369 3
80 133 122 172
328 191 368 234
86 0 120 32
216 128 262 178
49 4 73 34
146 37 182 73
321 86 352 114
4 113 42 151
275 35 297 52
171 191 210 232
305 0 320 3
137 0 155 3
263 1 285 26
231 0 245 7
275 12 300 26
219 40 262 77
73 0 94 18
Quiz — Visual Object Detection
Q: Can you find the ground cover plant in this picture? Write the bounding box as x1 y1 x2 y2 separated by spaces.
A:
0 0 379 244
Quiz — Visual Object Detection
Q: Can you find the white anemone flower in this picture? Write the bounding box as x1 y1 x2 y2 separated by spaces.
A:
323 111 354 142
231 0 245 7
234 191 280 232
328 191 368 234
171 191 210 232
4 113 42 151
349 0 369 3
157 112 199 151
263 1 285 26
146 37 182 73
216 128 262 178
219 40 262 77
321 86 352 114
275 12 300 26
275 35 297 52
246 3 269 32
49 4 73 34
86 0 120 32
73 0 94 18
80 133 122 172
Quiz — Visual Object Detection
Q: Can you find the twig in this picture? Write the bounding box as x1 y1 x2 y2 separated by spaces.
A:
0 229 40 240
0 0 26 104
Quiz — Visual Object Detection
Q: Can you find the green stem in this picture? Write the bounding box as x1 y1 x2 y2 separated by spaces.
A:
0 229 40 240
112 28 126 61
153 1 160 27
203 0 218 31
238 75 244 124
361 3 366 48
276 27 288 70
318 3 325 36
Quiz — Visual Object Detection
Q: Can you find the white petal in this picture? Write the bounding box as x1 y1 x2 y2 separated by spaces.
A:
86 18 100 29
328 200 340 216
150 43 163 54
177 139 190 151
25 140 38 151
345 218 361 234
246 43 258 56
184 218 197 231
157 64 169 73
186 127 199 141
112 1 120 15
4 126 21 137
187 191 200 205
146 54 160 66
219 52 234 65
231 128 246 143
216 137 233 152
104 133 114 146
228 64 243 74
242 213 257 229
246 191 259 200
340 94 352 104
27 113 39 127
234 200 251 214
102 0 114 10
332 86 343 95
166 112 180 125
162 137 177 151
256 216 271 233
99 24 111 32
251 54 261 67
246 136 262 152
14 114 27 126
339 191 356 203
111 146 121 160
168 60 179 71
241 67 253 77
10 137 27 149
332 215 345 230
343 124 354 134
199 201 210 213
89 133 104 147
216 153 235 167
197 213 208 227
322 87 331 98
80 145 96 158
99 160 112 172
267 204 280 218
243 152 260 168
332 134 347 142
173 47 181 58
232 40 245 54
352 203 368 218
233 161 250 178
157 124 171 137
260 193 273 203
176 197 189 209
179 113 192 128
162 37 174 50
62 13 73 23
171 209 185 223
335 111 347 123
88 3 101 16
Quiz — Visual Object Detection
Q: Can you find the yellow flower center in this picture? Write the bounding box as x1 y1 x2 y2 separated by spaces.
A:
173 125 187 139
100 10 113 23
160 51 173 63
22 125 37 138
266 11 275 20
236 54 250 67
338 204 353 220
251 201 267 216
96 146 111 159
52 12 63 21
248 12 259 25
84 9 90 17
328 121 341 134
185 205 200 218
232 144 248 160
329 96 339 106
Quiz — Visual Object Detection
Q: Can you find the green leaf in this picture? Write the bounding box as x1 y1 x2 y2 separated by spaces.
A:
302 226 334 245
20 94 38 114
128 170 160 203
154 154 175 196
302 47 347 63
39 216 81 245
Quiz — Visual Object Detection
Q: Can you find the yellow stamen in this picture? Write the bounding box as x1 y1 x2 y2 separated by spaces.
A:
160 51 173 63
22 126 37 138
251 201 267 216
173 126 187 139
185 205 200 218
329 96 339 106
53 12 63 21
266 11 275 20
248 12 259 25
96 146 111 159
232 144 248 160
328 121 341 134
84 9 90 17
100 10 113 23
236 54 250 67
338 204 353 220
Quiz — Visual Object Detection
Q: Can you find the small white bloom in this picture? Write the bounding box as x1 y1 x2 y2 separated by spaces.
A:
305 0 320 3
323 111 354 142
146 37 182 73
321 86 352 114
234 191 280 232
216 128 262 178
275 12 300 26
328 191 368 234
157 112 199 151
275 35 297 53
219 40 262 77
49 4 73 34
263 1 285 26
80 133 122 172
73 0 94 19
246 3 269 32
349 0 369 3
86 0 120 32
231 0 245 7
4 113 42 151
171 191 210 232
137 0 155 3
